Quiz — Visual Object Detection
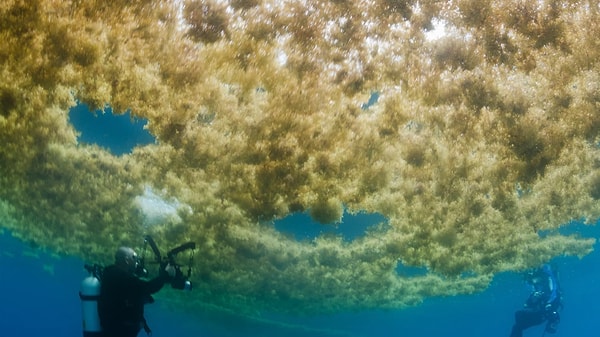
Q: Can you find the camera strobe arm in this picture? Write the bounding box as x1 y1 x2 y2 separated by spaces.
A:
166 242 196 259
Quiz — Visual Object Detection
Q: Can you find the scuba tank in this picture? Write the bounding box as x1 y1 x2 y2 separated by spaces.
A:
80 264 103 337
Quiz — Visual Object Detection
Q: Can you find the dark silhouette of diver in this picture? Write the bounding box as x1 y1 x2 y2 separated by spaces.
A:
98 247 175 337
509 264 562 337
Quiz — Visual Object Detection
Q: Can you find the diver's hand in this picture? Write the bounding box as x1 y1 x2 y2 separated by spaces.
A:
159 263 176 279
164 263 176 278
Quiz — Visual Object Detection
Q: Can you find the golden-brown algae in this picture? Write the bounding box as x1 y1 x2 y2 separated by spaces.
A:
0 0 599 314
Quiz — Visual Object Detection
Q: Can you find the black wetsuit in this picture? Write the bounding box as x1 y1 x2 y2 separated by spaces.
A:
509 266 561 337
98 265 169 337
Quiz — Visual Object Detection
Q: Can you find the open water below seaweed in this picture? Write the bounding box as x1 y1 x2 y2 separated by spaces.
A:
1 220 599 337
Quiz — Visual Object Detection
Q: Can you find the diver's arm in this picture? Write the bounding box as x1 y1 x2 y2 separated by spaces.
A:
144 274 168 294
141 264 175 294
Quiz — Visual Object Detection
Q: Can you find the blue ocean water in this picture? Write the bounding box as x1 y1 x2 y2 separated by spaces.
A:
69 104 155 156
1 223 599 337
1 107 599 337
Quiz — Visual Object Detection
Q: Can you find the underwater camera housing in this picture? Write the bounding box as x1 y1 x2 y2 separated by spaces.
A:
166 241 196 290
140 235 196 291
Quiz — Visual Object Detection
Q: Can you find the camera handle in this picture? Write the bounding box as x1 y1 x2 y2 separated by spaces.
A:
136 236 162 278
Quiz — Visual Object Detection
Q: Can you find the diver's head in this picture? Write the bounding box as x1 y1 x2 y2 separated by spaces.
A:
542 264 552 275
524 268 545 286
115 247 139 274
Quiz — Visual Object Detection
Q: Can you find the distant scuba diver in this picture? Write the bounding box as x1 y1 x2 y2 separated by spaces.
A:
509 264 562 337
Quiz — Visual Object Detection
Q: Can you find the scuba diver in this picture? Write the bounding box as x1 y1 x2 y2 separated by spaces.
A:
509 264 562 337
97 246 175 337
81 236 196 337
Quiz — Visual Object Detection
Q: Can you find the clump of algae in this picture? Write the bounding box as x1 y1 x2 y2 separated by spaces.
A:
0 0 599 315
